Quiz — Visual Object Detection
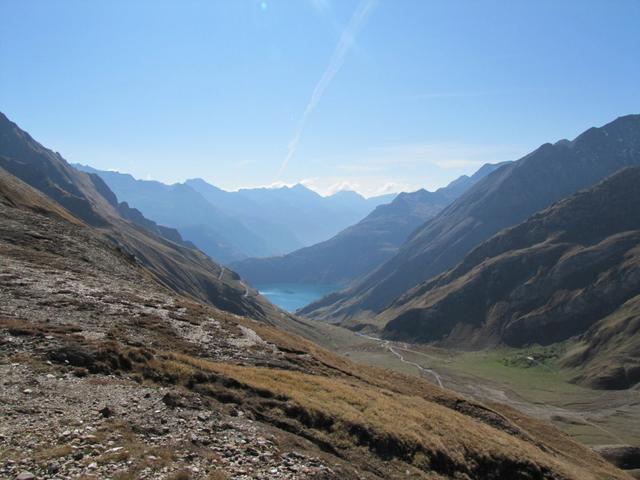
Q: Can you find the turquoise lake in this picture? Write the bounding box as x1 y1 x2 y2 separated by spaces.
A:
255 283 339 312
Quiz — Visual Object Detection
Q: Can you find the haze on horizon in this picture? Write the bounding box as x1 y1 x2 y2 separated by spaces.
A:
1 0 639 196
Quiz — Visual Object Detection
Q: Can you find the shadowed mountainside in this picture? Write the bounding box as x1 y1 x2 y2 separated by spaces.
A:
378 168 640 388
562 293 640 390
301 114 640 324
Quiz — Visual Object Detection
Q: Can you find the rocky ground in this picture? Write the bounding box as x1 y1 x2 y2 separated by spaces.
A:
0 203 344 479
0 359 333 480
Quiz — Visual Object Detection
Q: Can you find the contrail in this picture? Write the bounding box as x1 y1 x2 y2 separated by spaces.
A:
277 0 375 178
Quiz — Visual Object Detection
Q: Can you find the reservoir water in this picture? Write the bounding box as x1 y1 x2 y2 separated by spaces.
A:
256 283 339 312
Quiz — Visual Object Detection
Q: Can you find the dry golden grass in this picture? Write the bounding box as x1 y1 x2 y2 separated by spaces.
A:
31 444 74 462
155 352 626 480
206 470 229 480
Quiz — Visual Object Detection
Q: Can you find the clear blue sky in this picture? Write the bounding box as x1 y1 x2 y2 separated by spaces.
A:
2 1 639 196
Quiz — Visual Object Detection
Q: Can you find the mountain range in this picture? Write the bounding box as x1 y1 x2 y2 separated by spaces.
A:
232 162 508 286
301 115 640 326
74 164 394 264
1 110 630 479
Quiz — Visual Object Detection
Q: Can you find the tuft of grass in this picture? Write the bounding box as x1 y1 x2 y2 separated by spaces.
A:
206 470 228 480
32 444 74 462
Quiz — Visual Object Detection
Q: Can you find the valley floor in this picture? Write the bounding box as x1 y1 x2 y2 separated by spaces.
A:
314 324 640 449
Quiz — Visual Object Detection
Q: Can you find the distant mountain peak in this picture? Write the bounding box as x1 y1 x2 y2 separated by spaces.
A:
328 189 365 200
184 177 224 192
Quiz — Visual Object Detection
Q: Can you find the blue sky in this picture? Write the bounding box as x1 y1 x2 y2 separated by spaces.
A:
1 0 639 196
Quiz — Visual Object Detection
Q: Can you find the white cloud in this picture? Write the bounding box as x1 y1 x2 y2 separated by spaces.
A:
375 181 412 195
293 176 415 198
349 142 523 170
278 0 376 178
288 142 524 196
327 180 361 194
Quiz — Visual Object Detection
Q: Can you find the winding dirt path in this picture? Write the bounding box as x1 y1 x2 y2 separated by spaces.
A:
356 332 444 388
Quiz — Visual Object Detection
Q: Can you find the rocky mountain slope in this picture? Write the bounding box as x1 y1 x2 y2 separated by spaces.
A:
0 146 630 479
378 167 640 388
562 293 640 390
302 114 640 323
232 163 507 287
0 112 302 332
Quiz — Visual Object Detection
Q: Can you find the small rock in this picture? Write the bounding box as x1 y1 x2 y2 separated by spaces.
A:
16 472 35 480
22 389 32 394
